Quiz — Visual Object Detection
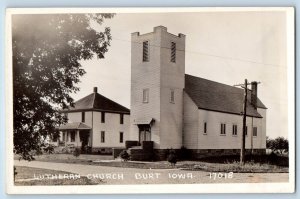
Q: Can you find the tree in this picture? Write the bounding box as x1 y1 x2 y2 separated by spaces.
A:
12 14 114 160
266 136 289 154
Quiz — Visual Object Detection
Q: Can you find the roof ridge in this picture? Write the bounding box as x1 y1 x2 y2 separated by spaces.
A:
185 73 243 92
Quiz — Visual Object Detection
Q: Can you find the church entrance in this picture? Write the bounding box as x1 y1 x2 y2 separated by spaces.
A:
138 125 151 144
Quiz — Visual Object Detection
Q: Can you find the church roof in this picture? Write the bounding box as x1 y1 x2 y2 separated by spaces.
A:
62 90 130 114
185 74 267 118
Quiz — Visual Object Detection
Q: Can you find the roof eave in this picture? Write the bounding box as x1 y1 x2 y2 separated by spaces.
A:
60 108 130 114
197 107 263 118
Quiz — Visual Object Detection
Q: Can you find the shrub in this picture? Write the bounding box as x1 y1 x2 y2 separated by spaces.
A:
266 136 289 154
119 150 130 161
73 148 81 158
167 149 177 166
43 144 55 154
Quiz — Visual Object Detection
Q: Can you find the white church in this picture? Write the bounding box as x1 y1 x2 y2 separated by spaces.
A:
56 26 267 160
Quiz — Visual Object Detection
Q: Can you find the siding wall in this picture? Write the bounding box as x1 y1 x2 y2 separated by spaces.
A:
92 112 129 148
183 94 266 150
130 26 186 149
183 92 199 148
65 111 129 148
130 29 162 148
160 27 185 149
257 108 267 148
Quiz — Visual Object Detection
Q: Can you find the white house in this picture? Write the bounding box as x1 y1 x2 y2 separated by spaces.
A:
129 26 267 159
54 87 130 154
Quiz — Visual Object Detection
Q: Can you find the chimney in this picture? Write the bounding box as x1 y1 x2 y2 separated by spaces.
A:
93 87 98 93
251 82 257 109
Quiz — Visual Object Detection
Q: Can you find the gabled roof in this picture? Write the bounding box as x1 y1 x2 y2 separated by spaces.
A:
185 74 267 118
58 122 91 130
63 91 130 114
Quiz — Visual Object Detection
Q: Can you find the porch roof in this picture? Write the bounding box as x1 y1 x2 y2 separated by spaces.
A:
133 117 155 125
58 122 91 130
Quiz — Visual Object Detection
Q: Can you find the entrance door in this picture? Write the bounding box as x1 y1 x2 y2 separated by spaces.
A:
79 130 90 153
139 125 151 144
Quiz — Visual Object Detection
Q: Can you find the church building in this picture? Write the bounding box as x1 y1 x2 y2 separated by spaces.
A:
128 26 266 159
56 26 267 159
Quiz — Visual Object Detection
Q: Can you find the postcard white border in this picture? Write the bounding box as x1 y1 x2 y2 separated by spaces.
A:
5 7 295 194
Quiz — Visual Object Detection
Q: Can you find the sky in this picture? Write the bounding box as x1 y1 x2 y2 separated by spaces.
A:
73 11 289 139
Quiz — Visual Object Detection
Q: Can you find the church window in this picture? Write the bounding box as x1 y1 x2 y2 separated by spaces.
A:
143 41 149 62
170 89 175 103
143 89 149 103
220 123 226 135
171 42 176 63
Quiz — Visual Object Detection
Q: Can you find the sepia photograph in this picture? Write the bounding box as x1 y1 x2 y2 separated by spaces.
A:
5 7 295 194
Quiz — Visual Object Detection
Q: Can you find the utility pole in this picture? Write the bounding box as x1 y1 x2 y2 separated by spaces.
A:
234 79 248 165
241 79 247 165
234 80 261 165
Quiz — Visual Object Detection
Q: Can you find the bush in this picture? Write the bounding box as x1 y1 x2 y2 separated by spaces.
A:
167 149 177 166
266 136 289 154
73 148 81 158
43 144 55 154
119 150 130 161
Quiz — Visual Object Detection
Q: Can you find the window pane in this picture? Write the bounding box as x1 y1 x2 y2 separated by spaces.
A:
143 89 149 103
120 114 124 124
82 112 85 123
101 112 105 123
253 127 257 136
120 132 124 143
143 41 149 62
171 42 176 62
101 131 105 143
170 90 175 103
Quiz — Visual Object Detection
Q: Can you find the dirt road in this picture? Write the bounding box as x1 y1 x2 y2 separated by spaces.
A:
14 160 289 184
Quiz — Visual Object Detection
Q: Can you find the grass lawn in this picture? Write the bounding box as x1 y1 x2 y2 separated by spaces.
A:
15 153 289 173
14 166 103 186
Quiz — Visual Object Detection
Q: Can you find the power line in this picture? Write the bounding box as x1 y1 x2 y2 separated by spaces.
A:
111 36 286 69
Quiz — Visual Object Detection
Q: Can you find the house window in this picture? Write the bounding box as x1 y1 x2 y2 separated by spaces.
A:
232 125 238 136
220 123 226 135
101 112 105 123
120 132 124 143
143 89 149 103
143 41 149 62
101 131 105 143
81 112 85 123
204 122 207 134
253 127 258 137
171 42 176 63
120 114 124 124
170 89 175 103
70 131 76 142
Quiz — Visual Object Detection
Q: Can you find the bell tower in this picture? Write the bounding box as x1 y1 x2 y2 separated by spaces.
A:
130 26 186 150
